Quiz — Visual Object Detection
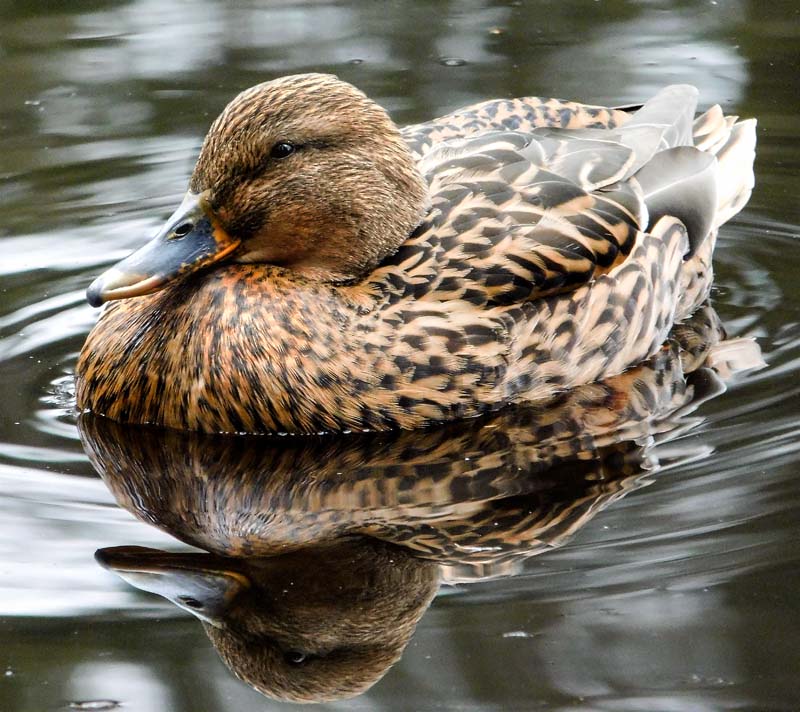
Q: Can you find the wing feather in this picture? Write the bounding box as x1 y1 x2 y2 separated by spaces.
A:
376 85 719 310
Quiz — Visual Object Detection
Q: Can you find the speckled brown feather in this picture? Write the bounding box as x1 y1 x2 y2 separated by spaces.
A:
76 78 756 434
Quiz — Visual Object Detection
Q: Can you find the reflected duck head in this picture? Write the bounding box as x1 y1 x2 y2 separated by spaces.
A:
97 538 438 703
87 73 429 305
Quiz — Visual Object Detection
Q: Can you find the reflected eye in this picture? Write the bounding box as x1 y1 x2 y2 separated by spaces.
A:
285 651 307 665
270 141 296 159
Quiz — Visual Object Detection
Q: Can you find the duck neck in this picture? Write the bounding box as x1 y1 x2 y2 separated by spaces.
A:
324 133 430 283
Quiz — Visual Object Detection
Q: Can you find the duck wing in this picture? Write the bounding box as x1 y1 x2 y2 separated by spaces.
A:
381 86 719 306
402 96 632 159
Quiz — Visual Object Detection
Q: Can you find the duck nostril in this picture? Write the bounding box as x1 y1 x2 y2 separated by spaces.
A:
177 596 203 610
172 222 194 238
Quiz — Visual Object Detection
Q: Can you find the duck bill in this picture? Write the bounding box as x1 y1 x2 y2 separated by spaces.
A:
96 546 250 625
86 191 240 307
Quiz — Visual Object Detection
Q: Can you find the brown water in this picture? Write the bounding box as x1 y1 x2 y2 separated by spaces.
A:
1 1 799 710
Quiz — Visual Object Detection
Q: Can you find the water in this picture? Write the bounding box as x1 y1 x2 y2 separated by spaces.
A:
1 1 799 710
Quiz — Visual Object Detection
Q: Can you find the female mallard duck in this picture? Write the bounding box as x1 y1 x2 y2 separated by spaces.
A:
76 74 756 434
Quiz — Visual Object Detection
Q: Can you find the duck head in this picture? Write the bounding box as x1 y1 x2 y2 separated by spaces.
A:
87 74 429 306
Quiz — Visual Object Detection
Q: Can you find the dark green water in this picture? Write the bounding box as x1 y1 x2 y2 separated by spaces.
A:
1 1 799 710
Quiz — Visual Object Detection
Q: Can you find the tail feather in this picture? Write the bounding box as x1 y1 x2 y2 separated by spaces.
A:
692 105 756 227
710 118 757 227
692 105 728 151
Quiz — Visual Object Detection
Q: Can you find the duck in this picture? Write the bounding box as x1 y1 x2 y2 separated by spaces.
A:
75 73 757 434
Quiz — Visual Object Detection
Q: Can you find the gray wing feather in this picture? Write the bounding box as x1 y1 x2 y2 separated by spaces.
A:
632 146 718 255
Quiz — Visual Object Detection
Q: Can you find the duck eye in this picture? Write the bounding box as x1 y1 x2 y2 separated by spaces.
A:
270 141 296 159
284 651 307 665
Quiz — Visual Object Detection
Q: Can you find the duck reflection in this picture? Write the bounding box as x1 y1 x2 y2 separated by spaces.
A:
82 305 760 703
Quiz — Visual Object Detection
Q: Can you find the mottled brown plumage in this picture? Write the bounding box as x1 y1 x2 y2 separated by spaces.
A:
76 75 756 433
86 309 762 702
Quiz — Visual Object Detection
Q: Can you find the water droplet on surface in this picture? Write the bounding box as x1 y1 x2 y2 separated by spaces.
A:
348 58 364 65
488 26 505 35
68 702 121 711
439 57 467 67
502 630 534 638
